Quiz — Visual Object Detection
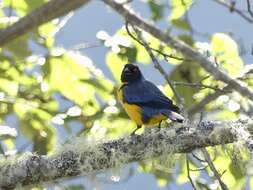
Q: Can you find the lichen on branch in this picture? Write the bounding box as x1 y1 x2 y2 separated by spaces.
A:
0 118 252 189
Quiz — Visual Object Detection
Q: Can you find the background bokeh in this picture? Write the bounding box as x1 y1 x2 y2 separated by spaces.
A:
0 0 253 189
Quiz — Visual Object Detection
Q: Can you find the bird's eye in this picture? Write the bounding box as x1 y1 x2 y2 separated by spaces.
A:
133 68 138 72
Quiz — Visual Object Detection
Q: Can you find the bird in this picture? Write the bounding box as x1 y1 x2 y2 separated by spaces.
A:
117 64 184 134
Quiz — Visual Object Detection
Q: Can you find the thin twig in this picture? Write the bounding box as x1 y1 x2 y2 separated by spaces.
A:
198 114 228 190
186 155 198 190
187 66 253 115
104 0 253 105
201 148 229 190
153 48 191 62
197 114 228 190
212 0 253 23
189 165 208 172
187 86 230 115
173 81 232 93
188 155 209 171
198 75 210 83
125 22 183 106
125 22 190 62
191 152 207 163
246 0 253 18
70 42 101 51
181 0 194 36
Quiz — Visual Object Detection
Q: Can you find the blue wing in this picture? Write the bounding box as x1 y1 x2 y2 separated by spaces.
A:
122 80 179 113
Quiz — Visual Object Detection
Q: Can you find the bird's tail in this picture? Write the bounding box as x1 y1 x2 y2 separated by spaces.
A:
163 110 184 123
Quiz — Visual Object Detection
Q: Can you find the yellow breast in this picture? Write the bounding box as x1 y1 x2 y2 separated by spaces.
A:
117 85 143 126
146 114 167 126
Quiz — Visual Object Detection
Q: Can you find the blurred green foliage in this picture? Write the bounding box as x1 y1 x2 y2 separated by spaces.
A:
0 0 252 189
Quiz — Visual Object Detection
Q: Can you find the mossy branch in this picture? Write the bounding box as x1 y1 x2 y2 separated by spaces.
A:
0 118 253 189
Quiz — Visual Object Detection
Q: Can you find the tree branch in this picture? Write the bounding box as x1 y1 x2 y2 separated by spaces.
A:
0 118 253 189
187 88 227 115
186 155 198 190
212 0 253 23
125 22 183 105
201 148 229 190
0 0 91 46
173 81 231 93
188 65 253 115
246 0 253 18
102 0 253 103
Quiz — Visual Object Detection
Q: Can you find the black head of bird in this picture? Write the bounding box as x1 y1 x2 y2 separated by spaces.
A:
121 64 142 83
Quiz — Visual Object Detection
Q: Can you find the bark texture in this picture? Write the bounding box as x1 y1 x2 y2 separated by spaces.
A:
0 119 252 189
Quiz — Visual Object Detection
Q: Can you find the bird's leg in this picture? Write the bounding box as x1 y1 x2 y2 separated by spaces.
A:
158 121 162 129
155 121 162 132
131 125 142 135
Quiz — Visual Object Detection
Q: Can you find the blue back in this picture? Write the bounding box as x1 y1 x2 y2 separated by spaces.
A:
122 79 179 122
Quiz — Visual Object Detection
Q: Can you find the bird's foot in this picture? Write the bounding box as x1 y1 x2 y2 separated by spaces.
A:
175 127 188 134
155 121 162 132
131 125 142 136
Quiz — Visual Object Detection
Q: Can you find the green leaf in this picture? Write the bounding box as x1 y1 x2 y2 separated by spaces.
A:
229 161 244 181
176 156 200 184
113 28 167 65
134 43 150 64
0 9 5 18
0 60 21 81
24 0 47 10
4 35 31 59
37 22 57 48
205 146 247 189
212 110 238 119
0 78 18 96
3 0 28 16
31 120 56 155
169 0 193 20
158 46 184 65
118 46 137 64
171 19 191 30
211 33 244 76
135 32 161 64
169 61 206 106
138 155 178 188
157 178 167 187
0 16 19 28
106 51 127 83
212 155 236 187
100 116 134 137
115 29 151 64
81 78 113 101
46 52 96 105
3 139 15 151
148 0 164 21
250 177 253 190
14 101 56 154
178 34 194 46
3 0 47 16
